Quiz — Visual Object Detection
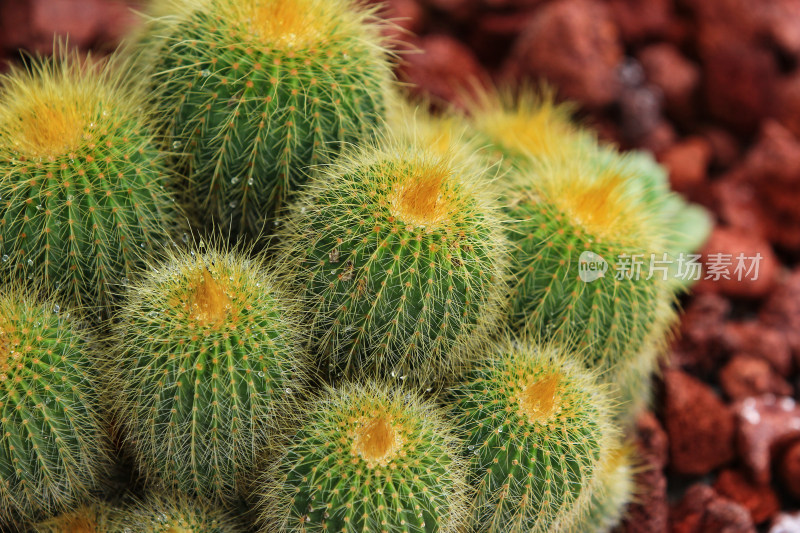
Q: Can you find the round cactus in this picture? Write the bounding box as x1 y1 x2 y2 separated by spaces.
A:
141 0 393 239
0 286 111 526
279 140 508 385
33 502 116 533
505 154 677 375
112 493 243 532
0 47 181 313
260 381 468 533
577 442 635 533
448 340 616 533
109 244 309 503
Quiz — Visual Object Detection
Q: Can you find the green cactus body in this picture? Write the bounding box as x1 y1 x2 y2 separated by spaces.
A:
113 493 243 532
0 49 180 312
577 443 634 533
144 0 393 238
34 503 116 533
0 288 110 525
111 246 308 503
505 155 676 374
448 340 615 533
260 382 468 533
280 141 508 385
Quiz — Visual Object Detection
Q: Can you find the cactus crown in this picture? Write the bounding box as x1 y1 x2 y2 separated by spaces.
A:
0 49 140 161
530 160 650 246
470 87 584 164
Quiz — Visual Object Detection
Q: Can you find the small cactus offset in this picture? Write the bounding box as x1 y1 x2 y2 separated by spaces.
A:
448 339 616 533
260 381 468 533
0 286 111 526
0 47 180 313
505 154 676 374
142 0 394 238
109 244 309 503
279 139 508 385
112 492 244 532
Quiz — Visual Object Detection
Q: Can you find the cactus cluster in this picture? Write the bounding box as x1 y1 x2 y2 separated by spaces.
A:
0 1 711 530
109 244 309 503
0 286 110 527
260 381 468 533
143 0 393 239
279 139 508 385
0 48 180 313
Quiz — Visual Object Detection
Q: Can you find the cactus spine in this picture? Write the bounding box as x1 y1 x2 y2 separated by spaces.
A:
0 287 111 526
280 139 508 385
110 244 309 503
0 48 180 312
448 340 616 533
260 381 468 532
142 0 393 238
577 443 635 533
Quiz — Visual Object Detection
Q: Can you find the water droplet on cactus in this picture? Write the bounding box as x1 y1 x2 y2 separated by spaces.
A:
247 177 254 186
53 304 60 314
229 201 237 209
231 177 240 185
172 141 182 149
2 255 8 262
27 259 33 267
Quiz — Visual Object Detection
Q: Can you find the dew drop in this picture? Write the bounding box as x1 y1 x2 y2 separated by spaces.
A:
1 255 7 262
229 201 237 209
53 304 60 314
27 259 33 267
247 177 254 186
231 177 240 185
172 141 183 150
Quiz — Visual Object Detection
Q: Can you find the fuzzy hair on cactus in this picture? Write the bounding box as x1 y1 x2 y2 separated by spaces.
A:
111 492 243 532
141 0 394 239
0 286 111 526
504 153 677 377
448 339 616 533
576 442 635 533
259 381 468 533
33 502 116 533
279 138 508 386
0 47 180 313
468 87 592 173
109 243 309 504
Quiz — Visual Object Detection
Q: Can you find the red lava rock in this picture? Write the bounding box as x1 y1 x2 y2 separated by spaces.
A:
398 34 489 109
719 355 793 401
616 411 668 533
639 44 700 124
734 395 800 485
372 0 427 44
711 177 770 242
761 268 800 360
606 0 672 44
723 322 793 377
30 0 104 51
422 0 478 19
633 119 676 157
670 483 756 533
737 120 800 251
698 27 779 133
779 440 800 501
701 127 741 171
693 227 778 299
503 0 623 109
770 512 800 533
664 369 735 476
465 9 538 70
671 293 730 376
659 136 712 193
0 1 33 52
713 469 781 524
